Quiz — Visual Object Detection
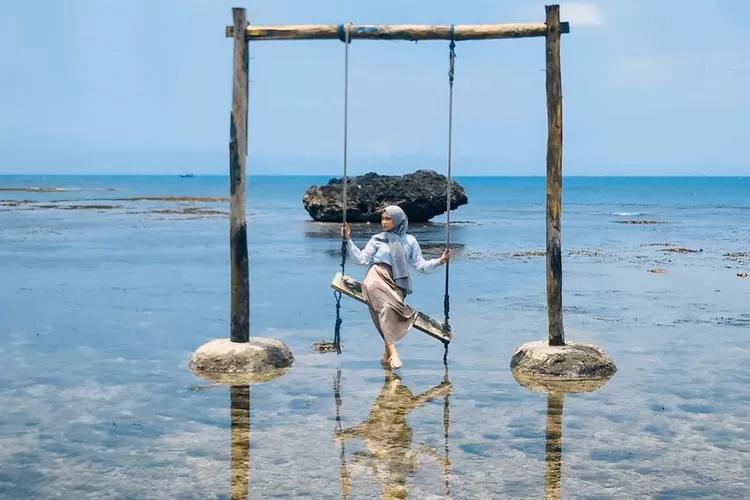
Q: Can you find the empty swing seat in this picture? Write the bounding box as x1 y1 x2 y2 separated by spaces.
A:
330 273 452 344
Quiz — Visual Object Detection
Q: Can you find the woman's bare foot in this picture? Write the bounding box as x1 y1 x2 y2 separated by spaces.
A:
385 344 402 370
389 352 402 370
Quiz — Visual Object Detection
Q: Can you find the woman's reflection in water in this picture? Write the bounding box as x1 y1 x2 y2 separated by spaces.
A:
335 369 452 499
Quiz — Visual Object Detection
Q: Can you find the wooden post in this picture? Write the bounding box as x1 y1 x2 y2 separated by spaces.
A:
229 8 250 343
545 5 565 347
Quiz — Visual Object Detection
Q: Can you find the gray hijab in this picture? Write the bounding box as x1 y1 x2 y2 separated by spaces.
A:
374 205 412 295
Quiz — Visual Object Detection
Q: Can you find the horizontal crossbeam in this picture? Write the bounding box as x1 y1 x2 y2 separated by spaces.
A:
225 22 570 42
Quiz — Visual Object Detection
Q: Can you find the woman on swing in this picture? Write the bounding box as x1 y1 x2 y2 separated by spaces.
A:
341 205 451 370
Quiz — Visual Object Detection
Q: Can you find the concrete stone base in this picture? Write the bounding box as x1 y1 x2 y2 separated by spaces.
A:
509 340 616 380
189 338 294 385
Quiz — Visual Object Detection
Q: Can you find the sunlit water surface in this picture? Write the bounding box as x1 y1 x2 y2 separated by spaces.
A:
1 175 748 499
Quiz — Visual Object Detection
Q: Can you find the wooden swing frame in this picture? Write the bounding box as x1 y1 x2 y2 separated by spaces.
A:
225 6 569 348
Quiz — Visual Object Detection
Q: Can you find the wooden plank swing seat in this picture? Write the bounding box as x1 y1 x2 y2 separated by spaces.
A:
330 273 452 344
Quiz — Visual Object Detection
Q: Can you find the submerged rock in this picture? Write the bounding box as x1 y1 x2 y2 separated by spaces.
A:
614 220 669 225
302 169 468 223
661 247 703 254
725 252 750 260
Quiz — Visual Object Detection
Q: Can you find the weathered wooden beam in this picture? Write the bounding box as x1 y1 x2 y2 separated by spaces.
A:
330 273 452 344
229 7 250 343
545 4 565 347
226 21 569 42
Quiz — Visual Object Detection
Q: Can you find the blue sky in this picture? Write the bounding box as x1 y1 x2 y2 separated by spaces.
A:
1 0 747 176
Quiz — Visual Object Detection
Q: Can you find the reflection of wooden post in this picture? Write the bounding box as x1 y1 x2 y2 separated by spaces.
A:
545 4 565 346
230 385 250 500
545 392 564 500
511 372 614 500
229 7 250 343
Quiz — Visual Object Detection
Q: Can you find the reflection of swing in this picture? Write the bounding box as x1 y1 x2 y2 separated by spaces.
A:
333 365 452 499
327 23 458 354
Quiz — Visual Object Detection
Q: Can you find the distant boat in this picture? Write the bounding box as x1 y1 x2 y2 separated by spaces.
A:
180 174 195 178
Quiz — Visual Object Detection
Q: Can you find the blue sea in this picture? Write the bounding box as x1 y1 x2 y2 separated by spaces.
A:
1 174 749 499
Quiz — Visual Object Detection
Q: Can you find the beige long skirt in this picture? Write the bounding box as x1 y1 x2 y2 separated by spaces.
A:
362 263 418 345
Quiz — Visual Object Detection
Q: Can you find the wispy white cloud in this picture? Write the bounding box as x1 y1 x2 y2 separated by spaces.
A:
561 3 605 27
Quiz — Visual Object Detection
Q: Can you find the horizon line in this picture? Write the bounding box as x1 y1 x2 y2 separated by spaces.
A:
0 173 747 178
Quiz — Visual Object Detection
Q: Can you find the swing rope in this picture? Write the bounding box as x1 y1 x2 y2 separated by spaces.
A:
332 22 352 356
329 24 456 359
442 25 457 362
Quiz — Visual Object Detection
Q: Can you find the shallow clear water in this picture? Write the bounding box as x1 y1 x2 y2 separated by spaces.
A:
1 175 749 499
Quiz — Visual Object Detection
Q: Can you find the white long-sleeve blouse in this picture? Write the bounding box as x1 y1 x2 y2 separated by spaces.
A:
345 234 442 273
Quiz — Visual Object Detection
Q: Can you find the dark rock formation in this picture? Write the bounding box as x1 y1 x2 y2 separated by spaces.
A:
613 220 669 225
302 169 468 223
